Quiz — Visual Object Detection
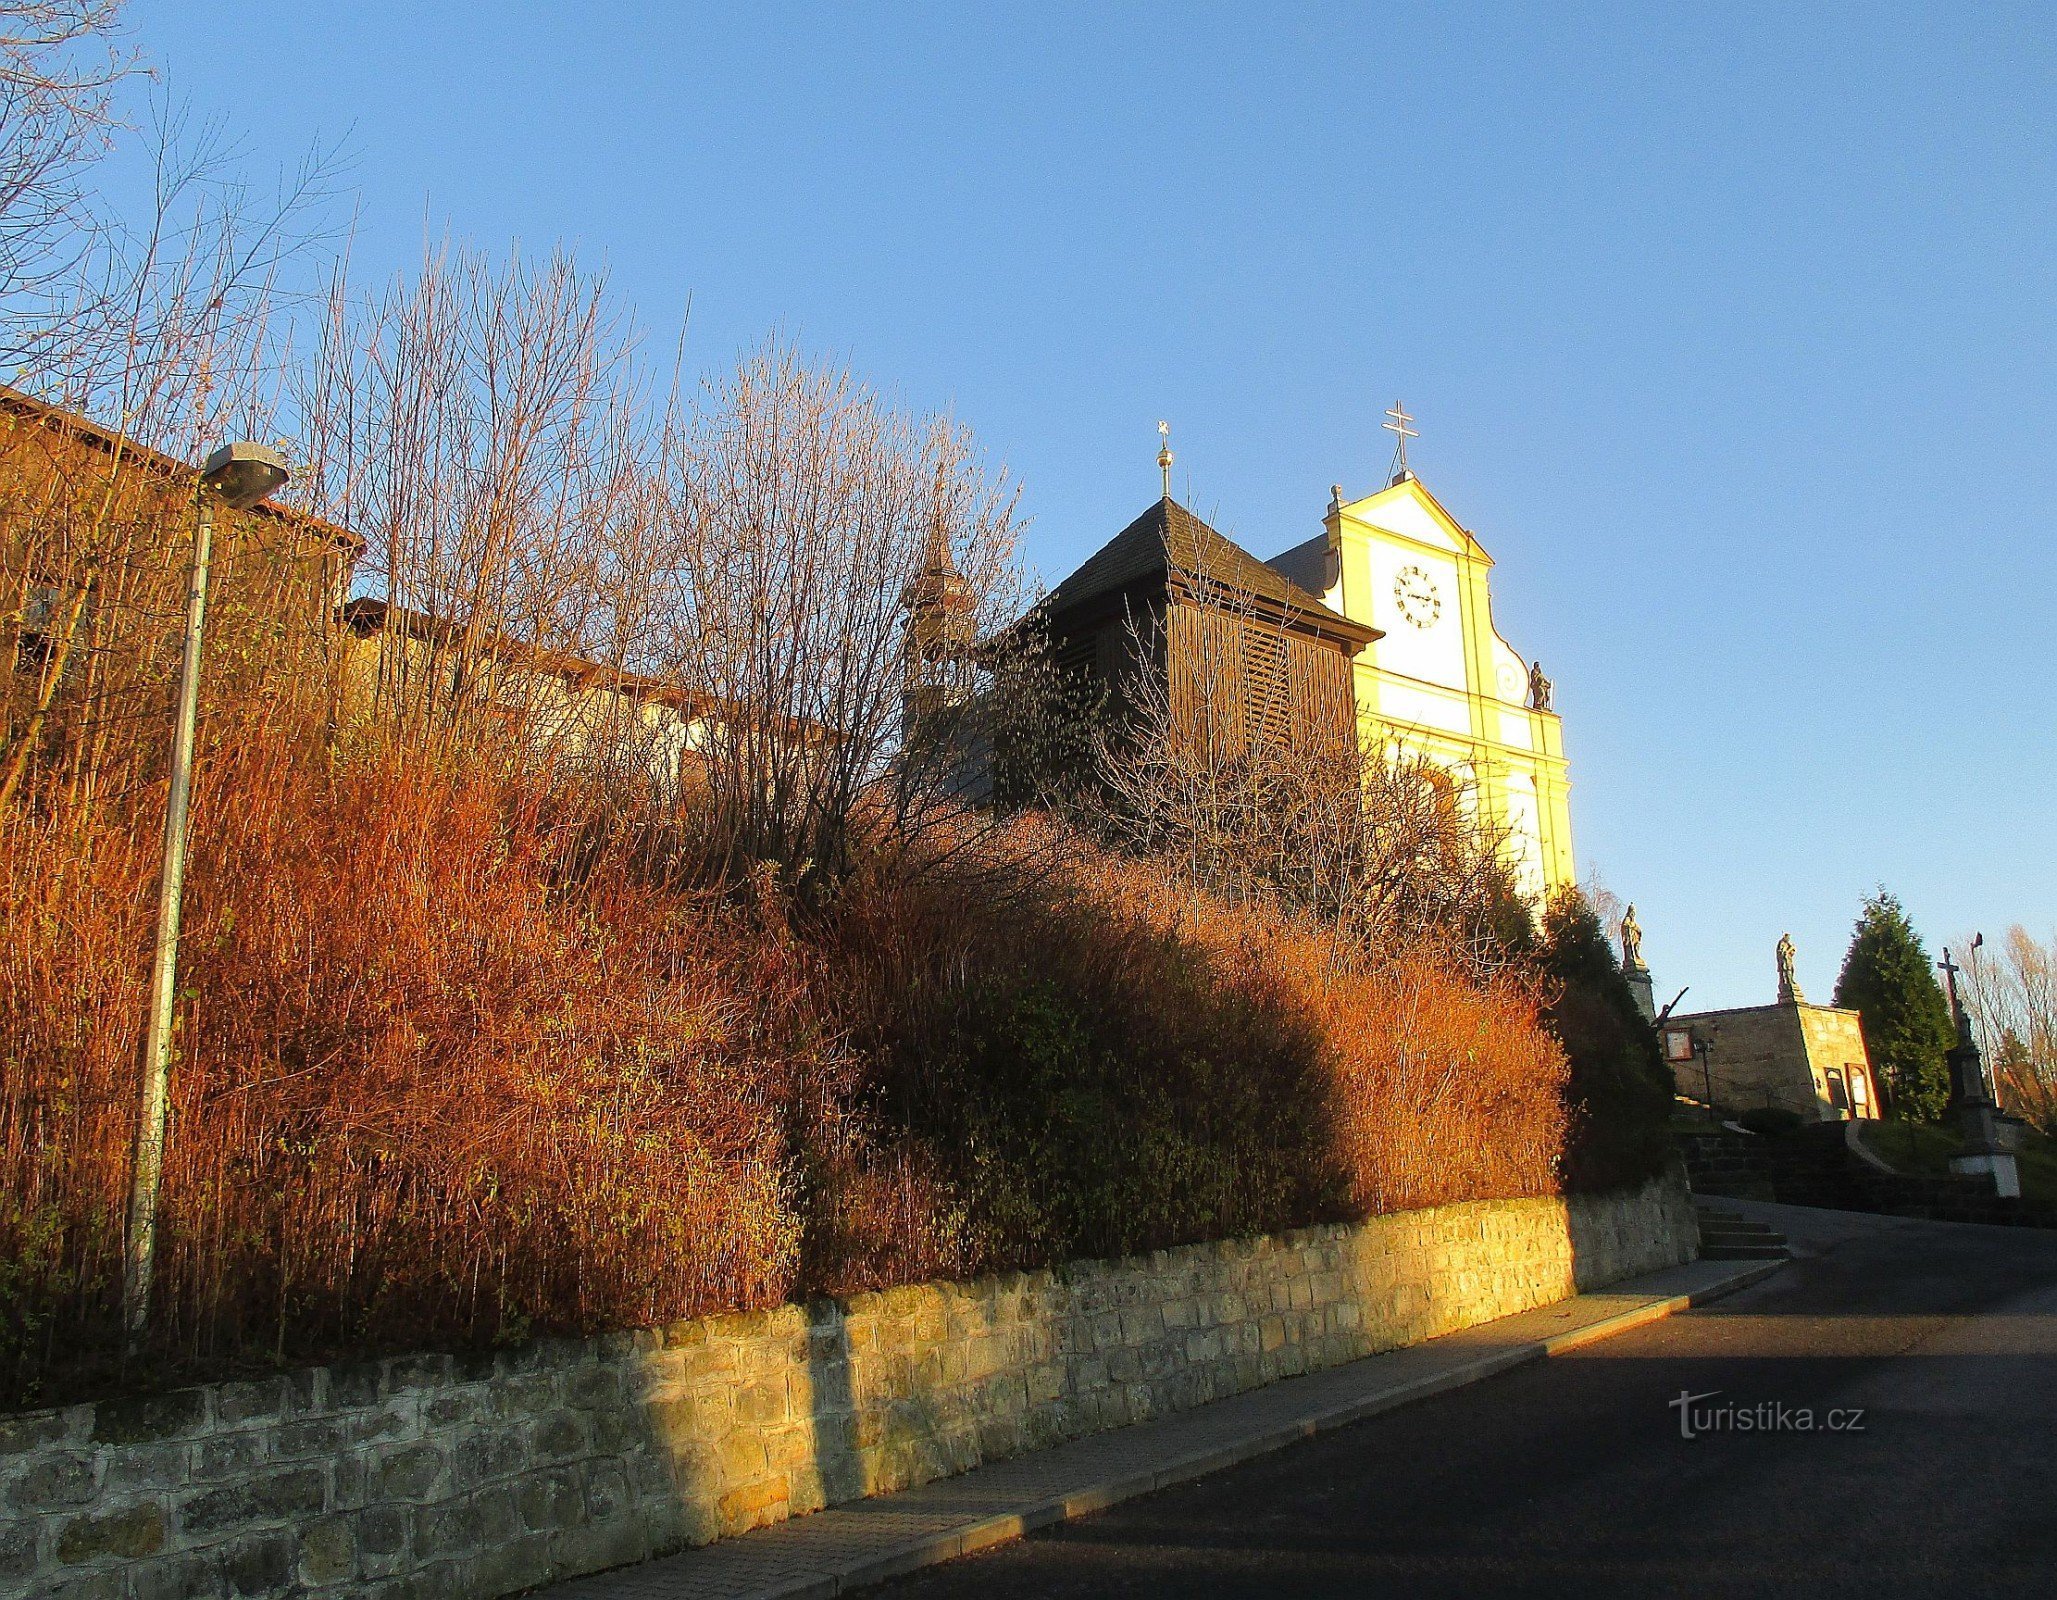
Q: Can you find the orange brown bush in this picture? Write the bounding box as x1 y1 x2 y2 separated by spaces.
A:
2 746 1568 1407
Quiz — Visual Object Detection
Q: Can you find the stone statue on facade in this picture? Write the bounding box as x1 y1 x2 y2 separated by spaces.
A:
1776 932 1804 1004
1620 904 1646 973
1526 661 1553 712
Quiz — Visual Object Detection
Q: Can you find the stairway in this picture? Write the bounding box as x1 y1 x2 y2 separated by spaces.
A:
1677 1126 1775 1201
1694 1204 1791 1261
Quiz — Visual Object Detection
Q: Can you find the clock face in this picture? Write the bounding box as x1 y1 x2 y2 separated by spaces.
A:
1392 565 1442 629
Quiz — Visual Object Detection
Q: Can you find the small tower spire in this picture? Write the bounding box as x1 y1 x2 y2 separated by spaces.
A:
1382 400 1418 485
1157 420 1173 500
902 460 977 738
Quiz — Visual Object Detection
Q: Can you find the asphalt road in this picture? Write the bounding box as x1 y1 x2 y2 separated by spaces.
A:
877 1201 2057 1600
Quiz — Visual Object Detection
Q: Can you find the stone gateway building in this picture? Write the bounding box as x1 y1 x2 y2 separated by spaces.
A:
1662 937 1880 1121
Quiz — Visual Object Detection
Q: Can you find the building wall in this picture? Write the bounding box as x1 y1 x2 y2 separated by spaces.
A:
335 623 702 800
1166 601 1356 753
1309 478 1575 900
1669 1003 1877 1120
0 1175 1696 1600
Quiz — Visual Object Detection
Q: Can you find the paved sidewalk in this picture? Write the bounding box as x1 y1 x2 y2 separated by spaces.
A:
542 1257 1779 1600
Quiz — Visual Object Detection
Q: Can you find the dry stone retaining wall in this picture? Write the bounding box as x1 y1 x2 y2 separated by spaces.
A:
1 1170 1695 1600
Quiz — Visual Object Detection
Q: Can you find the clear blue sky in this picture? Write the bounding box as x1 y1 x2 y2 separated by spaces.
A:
134 1 2056 1009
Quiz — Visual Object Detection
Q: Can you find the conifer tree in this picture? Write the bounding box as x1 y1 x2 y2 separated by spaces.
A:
1832 890 1954 1122
1537 889 1674 1190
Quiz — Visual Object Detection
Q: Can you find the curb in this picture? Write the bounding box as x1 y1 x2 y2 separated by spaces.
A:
727 1256 1785 1599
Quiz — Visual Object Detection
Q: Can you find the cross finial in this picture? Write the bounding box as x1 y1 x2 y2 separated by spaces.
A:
1382 400 1418 484
1157 420 1173 500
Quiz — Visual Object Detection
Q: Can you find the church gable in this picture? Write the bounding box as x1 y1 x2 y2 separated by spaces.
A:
1341 477 1487 563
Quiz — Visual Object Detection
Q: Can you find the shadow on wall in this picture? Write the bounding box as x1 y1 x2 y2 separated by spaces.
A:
1565 1160 1701 1294
615 1168 1703 1573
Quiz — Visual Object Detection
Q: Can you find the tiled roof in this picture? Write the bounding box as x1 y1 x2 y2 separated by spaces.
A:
1044 498 1367 642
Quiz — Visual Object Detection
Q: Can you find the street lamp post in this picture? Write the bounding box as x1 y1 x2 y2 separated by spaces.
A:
1694 1032 1717 1122
123 441 290 1353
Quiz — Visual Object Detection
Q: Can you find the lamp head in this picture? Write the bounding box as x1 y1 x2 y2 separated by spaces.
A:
200 440 289 510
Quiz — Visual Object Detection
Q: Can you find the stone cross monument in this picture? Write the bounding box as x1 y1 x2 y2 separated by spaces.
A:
1939 950 2020 1199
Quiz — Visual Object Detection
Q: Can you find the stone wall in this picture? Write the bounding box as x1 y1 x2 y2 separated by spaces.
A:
1 1170 1695 1600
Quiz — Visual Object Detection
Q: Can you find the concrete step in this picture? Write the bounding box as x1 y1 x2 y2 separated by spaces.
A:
1694 1204 1790 1262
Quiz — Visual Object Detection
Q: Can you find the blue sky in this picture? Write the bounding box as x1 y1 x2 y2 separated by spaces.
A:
133 1 2055 1009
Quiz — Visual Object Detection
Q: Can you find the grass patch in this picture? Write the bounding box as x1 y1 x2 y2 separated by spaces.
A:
1857 1119 2057 1210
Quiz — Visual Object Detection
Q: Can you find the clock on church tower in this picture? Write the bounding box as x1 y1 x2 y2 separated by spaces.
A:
1264 439 1574 901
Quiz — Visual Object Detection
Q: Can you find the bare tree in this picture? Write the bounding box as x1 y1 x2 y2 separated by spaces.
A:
1 110 330 820
643 343 1024 896
0 0 132 357
294 242 655 771
1955 926 2057 1131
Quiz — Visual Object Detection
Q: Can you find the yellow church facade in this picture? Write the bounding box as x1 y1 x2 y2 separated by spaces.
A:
1269 472 1576 901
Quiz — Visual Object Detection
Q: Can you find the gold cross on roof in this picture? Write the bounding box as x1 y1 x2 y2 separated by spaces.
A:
1383 401 1418 480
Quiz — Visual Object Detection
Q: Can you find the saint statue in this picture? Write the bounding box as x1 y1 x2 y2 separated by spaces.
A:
1776 932 1804 1004
1526 661 1553 712
1620 904 1645 972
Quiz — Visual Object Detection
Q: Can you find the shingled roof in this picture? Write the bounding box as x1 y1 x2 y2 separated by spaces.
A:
1043 497 1377 648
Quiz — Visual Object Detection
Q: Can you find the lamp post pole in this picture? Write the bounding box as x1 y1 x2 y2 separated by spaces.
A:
123 443 289 1353
1695 1034 1717 1122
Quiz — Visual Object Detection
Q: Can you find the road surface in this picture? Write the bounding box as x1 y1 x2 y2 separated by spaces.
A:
876 1201 2057 1600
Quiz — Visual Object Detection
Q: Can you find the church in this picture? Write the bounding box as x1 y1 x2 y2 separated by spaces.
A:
1033 414 1576 900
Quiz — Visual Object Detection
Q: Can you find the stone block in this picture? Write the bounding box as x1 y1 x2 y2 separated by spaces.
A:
412 1495 486 1560
451 1427 527 1490
267 1416 345 1460
514 1467 584 1533
716 1429 767 1487
221 1532 295 1598
8 1452 96 1510
329 1451 371 1510
355 1503 411 1565
469 1531 555 1597
550 1516 646 1581
562 1365 621 1411
383 1354 454 1393
296 1515 356 1587
0 1519 37 1583
103 1442 188 1494
92 1389 211 1447
57 1498 168 1563
127 1551 227 1600
324 1362 384 1411
489 1370 558 1419
0 1408 73 1455
212 1381 285 1430
178 1468 327 1538
527 1410 589 1465
194 1432 266 1481
583 1457 632 1523
370 1442 447 1503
